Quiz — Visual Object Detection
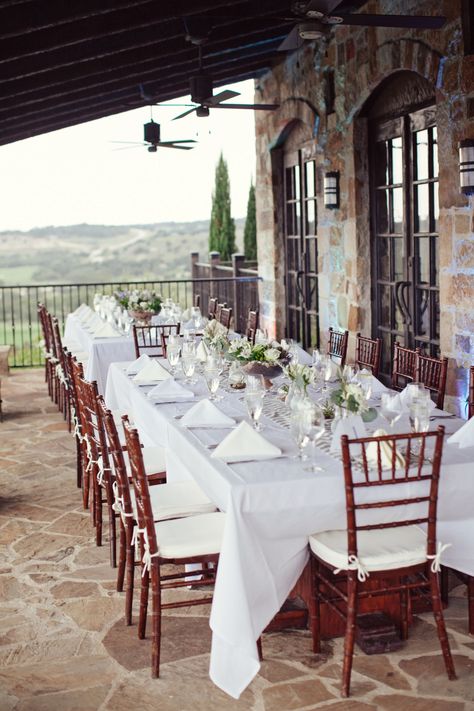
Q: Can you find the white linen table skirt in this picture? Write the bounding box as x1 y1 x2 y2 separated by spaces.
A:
104 359 474 699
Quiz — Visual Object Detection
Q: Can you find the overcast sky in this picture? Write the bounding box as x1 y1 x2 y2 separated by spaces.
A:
0 79 257 232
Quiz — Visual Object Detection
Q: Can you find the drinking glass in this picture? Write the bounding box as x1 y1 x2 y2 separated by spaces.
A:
167 347 181 374
321 355 333 395
181 355 197 384
204 366 221 401
290 403 313 460
312 349 322 365
380 392 402 429
409 401 430 457
181 339 196 357
244 390 265 431
167 333 181 349
357 369 373 401
254 328 268 345
303 404 326 473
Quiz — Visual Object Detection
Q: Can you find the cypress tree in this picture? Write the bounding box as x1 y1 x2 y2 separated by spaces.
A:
209 153 236 261
243 181 257 261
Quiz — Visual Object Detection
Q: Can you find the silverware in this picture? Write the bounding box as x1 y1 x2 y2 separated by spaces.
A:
430 414 456 420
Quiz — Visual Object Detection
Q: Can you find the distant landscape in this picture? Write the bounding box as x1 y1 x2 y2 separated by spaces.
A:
0 219 245 286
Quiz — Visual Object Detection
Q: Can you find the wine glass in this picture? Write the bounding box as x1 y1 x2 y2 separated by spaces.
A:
167 346 181 375
290 403 313 460
409 401 430 457
303 404 326 473
181 355 197 384
357 369 373 401
204 365 221 401
321 355 333 395
244 390 265 431
182 339 196 357
380 393 402 429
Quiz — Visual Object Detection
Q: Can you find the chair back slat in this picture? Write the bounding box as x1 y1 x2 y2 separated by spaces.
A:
219 306 232 331
391 342 418 390
193 294 201 309
469 366 474 419
327 328 349 367
37 303 53 355
355 333 382 377
132 324 180 358
208 297 218 320
245 310 259 344
415 353 449 409
215 302 227 323
341 427 445 559
98 396 133 519
122 417 158 557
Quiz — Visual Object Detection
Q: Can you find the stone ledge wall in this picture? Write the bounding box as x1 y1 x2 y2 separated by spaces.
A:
254 0 473 413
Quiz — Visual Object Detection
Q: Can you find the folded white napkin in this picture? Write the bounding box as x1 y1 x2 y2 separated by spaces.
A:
181 308 191 322
211 420 281 462
326 359 340 382
196 340 209 363
93 322 121 338
181 399 236 429
147 378 194 402
83 312 101 327
399 385 435 412
126 353 151 375
356 368 388 396
330 414 367 454
366 428 406 469
132 359 171 383
74 303 90 317
447 416 474 449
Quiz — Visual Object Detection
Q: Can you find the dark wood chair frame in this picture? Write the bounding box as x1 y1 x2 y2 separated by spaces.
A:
355 333 382 377
208 297 218 321
193 293 201 309
327 328 349 368
132 324 180 359
469 366 474 419
63 349 84 491
122 417 220 678
245 309 259 344
309 426 456 697
51 316 71 425
218 306 232 331
37 303 54 399
415 352 449 410
391 342 419 391
69 357 91 510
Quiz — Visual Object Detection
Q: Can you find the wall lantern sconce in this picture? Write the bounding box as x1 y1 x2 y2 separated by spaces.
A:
459 140 474 195
324 171 340 209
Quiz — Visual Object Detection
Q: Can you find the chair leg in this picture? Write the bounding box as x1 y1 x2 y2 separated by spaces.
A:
341 572 358 698
151 566 161 678
82 443 90 510
125 527 135 625
309 556 321 654
257 636 263 661
139 565 150 640
429 570 457 680
468 575 474 635
116 521 126 593
105 483 117 568
440 566 449 605
75 437 82 489
94 479 102 546
399 575 409 641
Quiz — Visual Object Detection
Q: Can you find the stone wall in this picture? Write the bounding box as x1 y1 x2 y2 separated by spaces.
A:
254 0 474 413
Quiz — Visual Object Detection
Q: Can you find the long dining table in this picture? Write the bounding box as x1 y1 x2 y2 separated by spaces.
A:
105 359 474 699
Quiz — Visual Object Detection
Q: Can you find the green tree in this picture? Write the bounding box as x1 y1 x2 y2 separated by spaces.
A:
209 153 236 261
243 181 257 261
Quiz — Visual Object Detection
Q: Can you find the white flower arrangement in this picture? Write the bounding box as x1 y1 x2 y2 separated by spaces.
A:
330 374 377 422
202 319 230 351
283 362 315 390
122 289 162 314
227 337 289 364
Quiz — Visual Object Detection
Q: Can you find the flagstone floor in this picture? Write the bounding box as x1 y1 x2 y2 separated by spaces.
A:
1 368 474 711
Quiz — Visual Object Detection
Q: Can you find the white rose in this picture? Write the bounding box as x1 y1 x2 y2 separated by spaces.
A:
265 347 280 363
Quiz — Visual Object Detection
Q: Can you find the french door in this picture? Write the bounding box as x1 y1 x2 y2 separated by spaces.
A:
370 105 440 380
283 148 319 350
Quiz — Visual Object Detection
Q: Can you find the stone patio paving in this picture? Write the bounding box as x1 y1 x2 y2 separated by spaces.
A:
1 368 474 711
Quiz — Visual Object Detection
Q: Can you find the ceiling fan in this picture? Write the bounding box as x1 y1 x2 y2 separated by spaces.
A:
276 0 447 51
158 45 279 121
112 119 196 152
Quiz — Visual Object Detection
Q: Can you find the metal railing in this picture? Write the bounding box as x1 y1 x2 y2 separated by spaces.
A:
0 274 261 367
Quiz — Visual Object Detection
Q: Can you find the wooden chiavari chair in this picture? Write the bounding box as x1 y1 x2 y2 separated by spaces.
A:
37 303 54 399
245 309 259 344
132 323 180 359
159 325 182 359
122 416 226 677
415 352 449 410
208 297 218 321
309 427 456 697
215 301 227 323
391 341 419 391
355 333 382 377
469 366 474 419
0 379 3 423
218 306 232 331
51 316 71 422
63 350 85 489
327 327 349 368
98 398 216 623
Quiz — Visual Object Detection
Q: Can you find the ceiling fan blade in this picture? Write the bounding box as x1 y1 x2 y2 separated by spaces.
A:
305 0 342 14
158 139 197 144
110 141 146 145
208 89 241 105
339 13 447 29
210 103 280 111
278 25 305 52
173 107 198 121
158 103 195 107
158 144 194 150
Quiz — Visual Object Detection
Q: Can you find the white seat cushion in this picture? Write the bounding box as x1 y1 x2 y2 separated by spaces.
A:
64 339 82 351
72 351 90 364
122 446 166 476
131 480 216 521
309 525 428 573
154 511 226 559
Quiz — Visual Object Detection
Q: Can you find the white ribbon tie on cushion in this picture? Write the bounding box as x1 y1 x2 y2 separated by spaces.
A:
126 353 151 375
427 541 452 573
211 420 281 462
181 398 236 429
147 378 195 402
334 555 369 582
132 359 172 383
111 480 134 524
447 416 474 449
131 527 159 575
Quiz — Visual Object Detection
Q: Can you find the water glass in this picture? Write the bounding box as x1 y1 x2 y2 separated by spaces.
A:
380 392 402 429
167 347 180 373
204 366 220 400
303 404 326 473
244 390 265 431
182 339 196 357
181 355 197 384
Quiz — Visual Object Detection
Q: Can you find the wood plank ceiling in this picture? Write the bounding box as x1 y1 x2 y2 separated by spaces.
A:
0 0 367 146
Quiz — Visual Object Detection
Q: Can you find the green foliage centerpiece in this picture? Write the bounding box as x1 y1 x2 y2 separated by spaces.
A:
227 337 290 388
115 289 162 324
202 319 230 353
330 371 377 423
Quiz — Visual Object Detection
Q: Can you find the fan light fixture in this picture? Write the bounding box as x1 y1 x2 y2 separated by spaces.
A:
324 171 339 209
298 21 326 40
459 140 474 196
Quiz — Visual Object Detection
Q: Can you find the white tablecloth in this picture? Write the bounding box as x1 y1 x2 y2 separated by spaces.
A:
105 361 474 699
64 314 135 393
